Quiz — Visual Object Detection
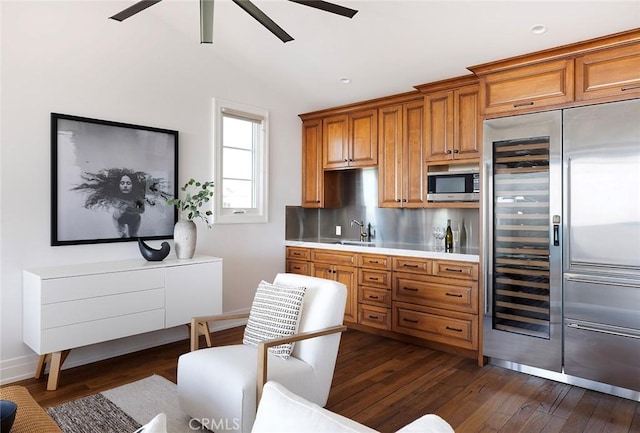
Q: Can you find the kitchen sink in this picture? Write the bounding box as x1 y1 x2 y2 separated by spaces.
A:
336 240 377 247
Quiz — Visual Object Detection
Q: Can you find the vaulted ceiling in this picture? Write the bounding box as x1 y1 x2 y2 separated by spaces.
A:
108 0 640 113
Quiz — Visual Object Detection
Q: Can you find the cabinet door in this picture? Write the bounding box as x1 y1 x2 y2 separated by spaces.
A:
403 100 427 206
454 84 481 159
424 90 454 161
349 109 378 168
378 104 403 207
165 261 223 328
481 59 574 116
335 265 357 323
301 119 323 207
323 114 349 169
575 42 640 102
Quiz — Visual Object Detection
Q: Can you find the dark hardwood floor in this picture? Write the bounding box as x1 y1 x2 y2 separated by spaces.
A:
7 327 640 433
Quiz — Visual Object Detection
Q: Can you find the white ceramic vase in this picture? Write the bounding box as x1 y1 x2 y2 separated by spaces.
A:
174 220 197 259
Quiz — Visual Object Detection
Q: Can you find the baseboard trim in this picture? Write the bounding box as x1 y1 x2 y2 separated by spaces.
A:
1 313 248 386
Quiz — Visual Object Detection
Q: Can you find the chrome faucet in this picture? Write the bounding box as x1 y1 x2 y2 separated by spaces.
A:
350 220 368 242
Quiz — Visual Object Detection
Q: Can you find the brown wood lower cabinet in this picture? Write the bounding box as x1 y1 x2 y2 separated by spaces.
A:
285 246 480 358
393 302 478 350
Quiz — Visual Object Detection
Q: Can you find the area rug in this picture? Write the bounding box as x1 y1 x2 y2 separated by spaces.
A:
46 375 197 433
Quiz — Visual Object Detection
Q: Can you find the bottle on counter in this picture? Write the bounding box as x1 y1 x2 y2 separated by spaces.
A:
445 219 453 252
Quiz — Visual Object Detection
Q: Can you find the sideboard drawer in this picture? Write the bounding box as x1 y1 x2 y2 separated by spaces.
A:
40 309 165 354
41 288 165 329
40 269 165 304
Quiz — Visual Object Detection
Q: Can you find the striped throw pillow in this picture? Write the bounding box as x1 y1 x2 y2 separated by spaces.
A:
242 281 307 359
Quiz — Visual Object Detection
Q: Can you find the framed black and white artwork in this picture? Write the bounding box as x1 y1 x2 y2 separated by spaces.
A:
51 113 178 246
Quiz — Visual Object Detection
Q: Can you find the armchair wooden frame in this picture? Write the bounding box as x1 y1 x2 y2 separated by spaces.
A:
189 314 347 403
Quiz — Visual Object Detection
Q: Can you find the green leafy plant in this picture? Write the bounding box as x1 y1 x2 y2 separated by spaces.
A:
166 178 214 227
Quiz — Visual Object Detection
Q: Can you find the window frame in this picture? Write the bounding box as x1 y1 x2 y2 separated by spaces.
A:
213 98 269 224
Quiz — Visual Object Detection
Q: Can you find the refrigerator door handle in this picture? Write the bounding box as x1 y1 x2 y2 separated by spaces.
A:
552 215 561 246
564 274 640 288
567 322 640 340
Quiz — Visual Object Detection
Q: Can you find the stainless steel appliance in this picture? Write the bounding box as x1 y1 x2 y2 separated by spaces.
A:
483 99 640 398
427 169 480 202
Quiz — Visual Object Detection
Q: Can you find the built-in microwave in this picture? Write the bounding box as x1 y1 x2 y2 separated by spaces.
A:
427 170 480 202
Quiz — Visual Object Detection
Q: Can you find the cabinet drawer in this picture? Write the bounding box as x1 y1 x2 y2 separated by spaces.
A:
40 269 164 304
392 272 477 313
312 249 357 266
576 42 640 102
432 260 478 281
392 257 432 274
359 304 391 330
42 288 165 329
286 260 311 275
393 302 477 350
40 309 165 354
286 247 311 261
481 59 574 115
358 253 391 270
359 286 391 307
358 268 391 289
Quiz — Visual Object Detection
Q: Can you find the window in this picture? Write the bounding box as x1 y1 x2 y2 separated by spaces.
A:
213 98 269 224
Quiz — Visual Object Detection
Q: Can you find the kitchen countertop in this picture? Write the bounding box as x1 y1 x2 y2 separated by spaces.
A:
284 239 480 263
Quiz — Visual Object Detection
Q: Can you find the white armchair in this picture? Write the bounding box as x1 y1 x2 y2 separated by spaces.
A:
177 273 348 433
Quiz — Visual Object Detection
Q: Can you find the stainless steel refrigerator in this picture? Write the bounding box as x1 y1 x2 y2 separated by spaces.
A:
483 98 640 396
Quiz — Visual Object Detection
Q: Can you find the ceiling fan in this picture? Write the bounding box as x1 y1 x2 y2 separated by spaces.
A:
110 0 358 44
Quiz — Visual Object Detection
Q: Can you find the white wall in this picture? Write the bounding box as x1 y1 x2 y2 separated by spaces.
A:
0 1 304 384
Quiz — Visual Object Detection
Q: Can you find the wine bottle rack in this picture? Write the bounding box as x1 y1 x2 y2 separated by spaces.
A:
492 137 551 339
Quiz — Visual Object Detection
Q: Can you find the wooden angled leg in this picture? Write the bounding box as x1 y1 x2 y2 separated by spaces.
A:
34 354 50 379
199 322 212 348
45 350 70 391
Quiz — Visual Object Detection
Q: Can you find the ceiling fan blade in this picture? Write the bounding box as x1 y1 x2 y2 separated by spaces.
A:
200 0 214 44
109 0 162 21
232 0 294 43
288 0 357 18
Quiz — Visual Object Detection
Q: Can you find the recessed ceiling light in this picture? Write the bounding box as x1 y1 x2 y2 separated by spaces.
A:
339 77 351 84
530 24 547 35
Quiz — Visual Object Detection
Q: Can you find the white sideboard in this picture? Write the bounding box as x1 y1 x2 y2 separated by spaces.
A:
23 255 222 390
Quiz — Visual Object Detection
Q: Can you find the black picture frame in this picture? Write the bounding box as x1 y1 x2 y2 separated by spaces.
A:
51 113 178 246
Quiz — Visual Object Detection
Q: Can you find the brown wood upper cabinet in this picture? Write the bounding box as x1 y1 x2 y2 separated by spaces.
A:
378 99 426 208
575 41 640 102
423 83 481 161
323 109 378 170
477 58 574 116
301 119 341 208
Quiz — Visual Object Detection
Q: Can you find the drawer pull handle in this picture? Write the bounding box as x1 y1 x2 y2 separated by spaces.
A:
513 101 534 108
292 252 301 256
368 295 379 299
293 266 301 270
445 292 463 298
621 84 640 92
403 287 419 292
368 315 379 320
403 264 419 268
444 267 463 273
403 318 418 324
446 326 463 333
370 260 379 264
369 277 379 281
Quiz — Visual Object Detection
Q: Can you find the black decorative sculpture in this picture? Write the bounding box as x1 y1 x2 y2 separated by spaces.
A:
138 238 170 261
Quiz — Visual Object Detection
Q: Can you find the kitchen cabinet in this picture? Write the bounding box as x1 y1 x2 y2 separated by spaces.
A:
301 119 341 208
391 257 479 351
575 41 640 102
323 109 378 170
311 249 357 323
476 59 574 116
285 246 311 275
357 253 392 330
378 99 426 208
423 83 481 162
